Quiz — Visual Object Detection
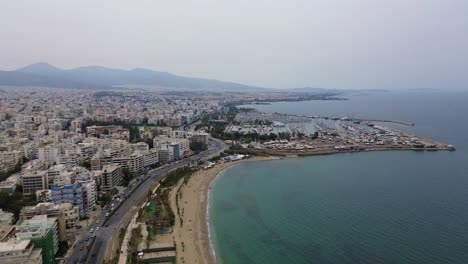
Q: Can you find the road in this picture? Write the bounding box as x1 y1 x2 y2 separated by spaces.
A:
66 137 225 264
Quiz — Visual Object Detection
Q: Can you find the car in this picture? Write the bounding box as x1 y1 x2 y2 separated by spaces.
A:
96 227 100 231
105 212 109 217
90 228 94 233
96 220 99 224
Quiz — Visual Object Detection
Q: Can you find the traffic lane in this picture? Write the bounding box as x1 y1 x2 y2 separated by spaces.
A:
70 152 214 262
84 142 225 262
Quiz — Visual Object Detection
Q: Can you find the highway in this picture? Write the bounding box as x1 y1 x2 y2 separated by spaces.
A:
66 137 225 264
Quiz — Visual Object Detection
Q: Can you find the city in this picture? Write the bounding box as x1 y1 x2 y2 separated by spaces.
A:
1 1 467 263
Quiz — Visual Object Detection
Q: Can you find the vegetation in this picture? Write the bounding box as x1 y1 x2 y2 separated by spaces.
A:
208 152 228 162
198 105 239 139
0 161 23 182
82 161 91 170
153 166 198 228
127 226 143 264
98 192 113 207
189 141 208 153
159 166 196 188
0 190 38 219
225 145 268 156
104 228 126 264
156 188 175 226
122 168 136 187
311 131 319 139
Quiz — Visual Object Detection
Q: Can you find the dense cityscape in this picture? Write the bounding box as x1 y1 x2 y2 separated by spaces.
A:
0 85 456 264
0 86 344 264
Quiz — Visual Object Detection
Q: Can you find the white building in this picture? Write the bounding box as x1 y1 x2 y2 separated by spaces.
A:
0 239 42 264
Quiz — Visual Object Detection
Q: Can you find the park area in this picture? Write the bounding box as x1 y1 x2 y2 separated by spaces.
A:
138 195 172 237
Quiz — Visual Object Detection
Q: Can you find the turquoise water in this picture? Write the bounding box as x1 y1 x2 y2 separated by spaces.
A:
209 91 468 264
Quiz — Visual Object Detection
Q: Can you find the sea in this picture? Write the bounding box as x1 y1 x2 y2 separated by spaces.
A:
208 90 468 264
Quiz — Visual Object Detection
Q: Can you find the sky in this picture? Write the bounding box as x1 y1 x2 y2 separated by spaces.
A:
1 0 467 90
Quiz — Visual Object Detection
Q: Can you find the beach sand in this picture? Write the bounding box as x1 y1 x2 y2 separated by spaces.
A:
169 157 278 264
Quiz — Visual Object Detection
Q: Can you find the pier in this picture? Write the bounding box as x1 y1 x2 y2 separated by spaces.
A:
352 118 415 126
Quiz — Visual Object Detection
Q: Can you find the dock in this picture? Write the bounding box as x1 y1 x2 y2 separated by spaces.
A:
352 118 415 126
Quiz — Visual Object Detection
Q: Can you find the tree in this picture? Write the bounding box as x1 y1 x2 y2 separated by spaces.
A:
189 142 208 153
82 161 91 170
98 192 113 207
311 131 319 140
122 168 135 187
0 162 23 182
145 138 154 149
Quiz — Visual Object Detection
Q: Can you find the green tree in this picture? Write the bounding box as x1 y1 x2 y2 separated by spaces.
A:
122 168 135 187
311 131 319 139
189 142 208 153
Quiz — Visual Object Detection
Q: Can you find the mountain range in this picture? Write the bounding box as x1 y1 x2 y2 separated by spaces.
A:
0 63 265 91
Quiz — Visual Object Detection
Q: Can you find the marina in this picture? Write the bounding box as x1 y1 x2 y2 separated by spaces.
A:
227 109 455 156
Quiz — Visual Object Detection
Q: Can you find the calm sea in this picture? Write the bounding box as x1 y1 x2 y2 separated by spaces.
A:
209 91 468 264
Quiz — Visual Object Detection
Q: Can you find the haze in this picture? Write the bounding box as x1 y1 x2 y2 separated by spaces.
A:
1 0 467 90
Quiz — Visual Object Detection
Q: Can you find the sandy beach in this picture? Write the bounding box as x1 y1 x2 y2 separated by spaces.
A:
169 156 278 264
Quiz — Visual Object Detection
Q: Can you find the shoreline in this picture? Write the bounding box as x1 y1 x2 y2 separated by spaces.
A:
250 145 455 157
171 146 455 263
170 156 279 264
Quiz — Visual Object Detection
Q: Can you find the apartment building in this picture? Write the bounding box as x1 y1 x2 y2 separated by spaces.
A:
37 145 60 166
0 150 22 171
16 215 59 264
50 181 96 218
100 165 122 192
22 171 48 197
0 209 14 225
142 149 159 168
0 239 43 264
112 153 144 173
157 145 172 164
21 202 78 239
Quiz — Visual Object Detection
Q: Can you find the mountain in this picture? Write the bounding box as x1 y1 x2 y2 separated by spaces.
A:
18 62 63 76
0 70 106 90
0 63 265 91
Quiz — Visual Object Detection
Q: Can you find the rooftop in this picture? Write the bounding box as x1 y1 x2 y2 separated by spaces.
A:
0 239 30 252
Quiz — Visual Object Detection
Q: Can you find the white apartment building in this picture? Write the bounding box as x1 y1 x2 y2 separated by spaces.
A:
38 145 60 166
142 149 159 168
0 240 42 264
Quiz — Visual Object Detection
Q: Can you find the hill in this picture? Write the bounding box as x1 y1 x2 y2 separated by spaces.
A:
0 63 265 91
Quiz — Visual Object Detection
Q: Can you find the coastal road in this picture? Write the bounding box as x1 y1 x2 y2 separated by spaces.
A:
66 137 225 264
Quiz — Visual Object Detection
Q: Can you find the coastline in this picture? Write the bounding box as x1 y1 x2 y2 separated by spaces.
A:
250 145 455 158
169 143 455 263
170 156 279 264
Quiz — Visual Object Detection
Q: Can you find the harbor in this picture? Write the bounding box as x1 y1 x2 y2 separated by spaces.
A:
226 109 455 156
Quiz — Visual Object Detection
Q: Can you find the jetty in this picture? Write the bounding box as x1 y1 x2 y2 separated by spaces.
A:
352 118 415 126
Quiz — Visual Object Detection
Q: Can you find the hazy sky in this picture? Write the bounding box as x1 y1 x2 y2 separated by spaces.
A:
1 0 467 89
